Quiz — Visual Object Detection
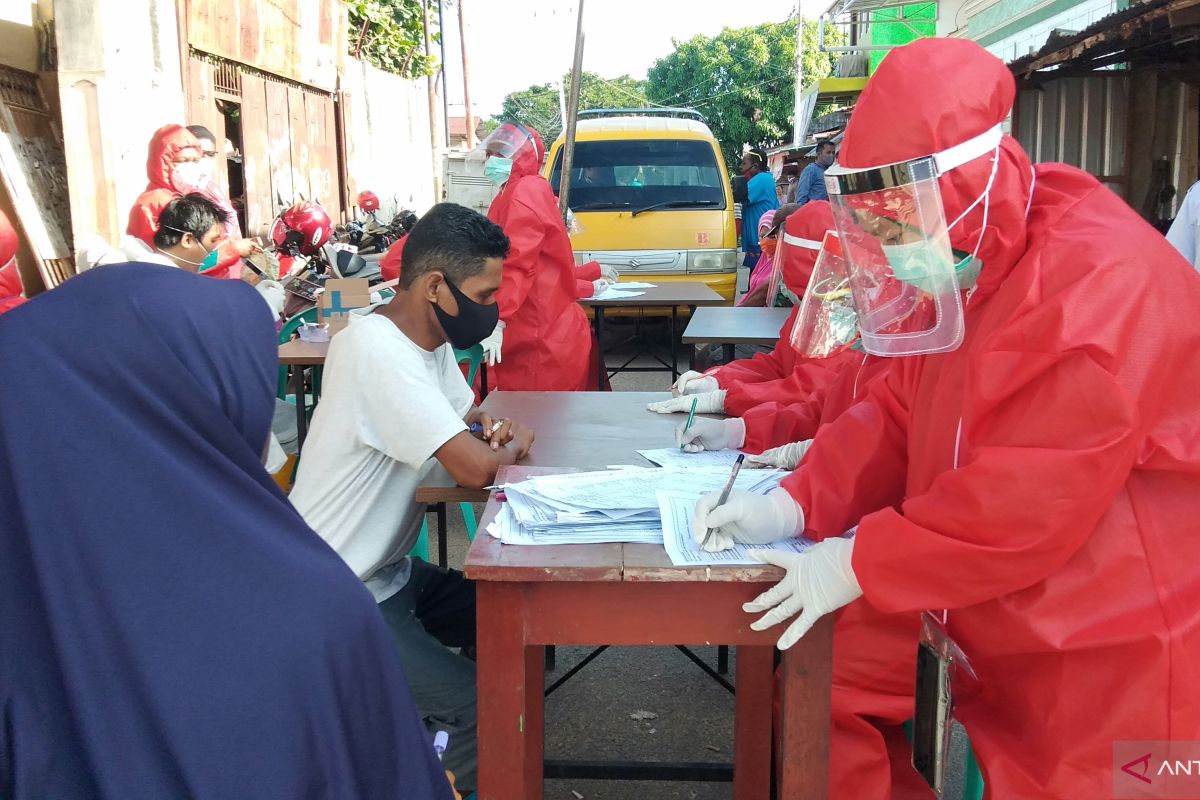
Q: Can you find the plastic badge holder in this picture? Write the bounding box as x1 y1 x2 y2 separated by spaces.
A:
297 323 330 343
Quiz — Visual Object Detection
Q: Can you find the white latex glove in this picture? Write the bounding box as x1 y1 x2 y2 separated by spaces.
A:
600 264 620 283
747 439 814 470
255 279 286 318
744 536 863 650
675 416 745 453
592 278 613 296
480 320 505 366
692 487 802 552
647 389 726 415
672 370 720 397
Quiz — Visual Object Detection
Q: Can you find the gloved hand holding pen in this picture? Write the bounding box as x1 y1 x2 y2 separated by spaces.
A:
675 417 744 453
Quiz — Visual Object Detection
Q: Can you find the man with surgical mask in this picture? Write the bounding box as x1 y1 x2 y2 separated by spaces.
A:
691 38 1200 799
289 203 537 795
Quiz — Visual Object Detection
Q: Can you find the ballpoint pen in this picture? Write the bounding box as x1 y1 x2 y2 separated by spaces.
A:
701 453 745 550
679 396 699 451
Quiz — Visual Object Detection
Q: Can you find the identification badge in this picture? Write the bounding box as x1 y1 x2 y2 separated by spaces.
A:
912 611 975 797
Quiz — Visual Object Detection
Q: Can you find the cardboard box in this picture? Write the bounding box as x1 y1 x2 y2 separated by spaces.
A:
317 278 372 336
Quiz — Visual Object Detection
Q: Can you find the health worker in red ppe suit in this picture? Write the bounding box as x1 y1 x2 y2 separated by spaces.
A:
474 122 601 390
0 210 26 315
647 201 855 421
126 124 257 280
694 38 1200 799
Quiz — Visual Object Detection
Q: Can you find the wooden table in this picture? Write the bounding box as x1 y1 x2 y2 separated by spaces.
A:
414 391 692 562
579 282 726 389
278 340 330 450
467 466 833 800
682 306 791 367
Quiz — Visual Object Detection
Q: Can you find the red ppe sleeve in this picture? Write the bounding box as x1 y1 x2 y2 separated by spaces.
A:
781 360 914 541
740 396 825 454
853 349 1140 614
380 235 406 283
575 278 596 299
577 261 601 281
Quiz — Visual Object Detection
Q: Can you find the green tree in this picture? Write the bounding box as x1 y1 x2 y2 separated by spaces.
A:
645 19 841 167
347 0 438 79
494 71 648 143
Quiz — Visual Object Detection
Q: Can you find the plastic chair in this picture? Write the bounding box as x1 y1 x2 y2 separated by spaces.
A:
451 345 483 541
409 346 486 563
277 307 319 400
901 719 984 800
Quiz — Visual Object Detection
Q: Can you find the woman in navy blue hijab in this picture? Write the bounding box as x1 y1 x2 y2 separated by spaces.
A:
0 264 454 800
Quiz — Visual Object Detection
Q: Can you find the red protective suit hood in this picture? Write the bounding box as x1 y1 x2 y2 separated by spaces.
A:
144 125 201 192
781 200 834 295
508 126 545 183
840 39 1032 297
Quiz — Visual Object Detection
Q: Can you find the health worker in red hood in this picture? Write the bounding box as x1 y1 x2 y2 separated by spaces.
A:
0 209 25 315
126 124 255 280
693 37 1200 799
475 122 602 390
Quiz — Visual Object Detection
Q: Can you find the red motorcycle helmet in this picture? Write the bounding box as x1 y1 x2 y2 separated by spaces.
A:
357 190 380 214
270 201 332 256
0 209 18 269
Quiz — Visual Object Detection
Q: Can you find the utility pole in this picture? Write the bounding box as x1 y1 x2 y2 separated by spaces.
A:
423 0 441 199
558 0 585 218
793 0 805 147
437 0 450 148
458 0 476 149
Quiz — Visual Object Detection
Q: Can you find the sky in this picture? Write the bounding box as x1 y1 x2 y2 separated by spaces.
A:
439 0 829 117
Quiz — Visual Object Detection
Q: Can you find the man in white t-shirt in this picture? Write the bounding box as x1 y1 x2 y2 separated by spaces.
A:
289 203 533 793
1167 179 1200 270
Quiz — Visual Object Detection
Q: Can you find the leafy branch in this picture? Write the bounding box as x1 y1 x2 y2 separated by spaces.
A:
346 0 439 79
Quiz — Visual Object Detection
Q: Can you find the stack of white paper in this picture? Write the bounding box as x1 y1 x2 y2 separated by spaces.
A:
487 466 785 546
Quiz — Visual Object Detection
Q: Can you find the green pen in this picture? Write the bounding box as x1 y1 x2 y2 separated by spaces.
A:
680 396 699 450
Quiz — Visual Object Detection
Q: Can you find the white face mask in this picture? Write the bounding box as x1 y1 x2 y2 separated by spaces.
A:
171 161 204 192
195 157 215 186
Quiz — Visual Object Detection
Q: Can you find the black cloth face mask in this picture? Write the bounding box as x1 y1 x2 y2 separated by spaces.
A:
432 274 500 350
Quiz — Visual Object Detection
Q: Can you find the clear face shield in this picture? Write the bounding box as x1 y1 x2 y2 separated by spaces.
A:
824 124 1002 357
766 231 823 308
788 232 860 358
467 122 537 166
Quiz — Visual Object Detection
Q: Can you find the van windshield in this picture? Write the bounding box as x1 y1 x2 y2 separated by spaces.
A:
549 139 726 211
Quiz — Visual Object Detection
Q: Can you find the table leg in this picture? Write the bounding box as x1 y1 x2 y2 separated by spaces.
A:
723 343 735 364
291 366 308 452
778 617 833 799
436 502 448 567
477 584 543 800
479 361 489 400
732 646 774 800
670 304 679 381
595 306 606 390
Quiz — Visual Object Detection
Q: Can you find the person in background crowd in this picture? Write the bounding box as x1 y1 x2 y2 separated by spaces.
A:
186 124 243 242
1166 178 1200 269
476 121 603 389
127 124 258 280
694 38 1200 798
739 203 800 307
0 209 26 315
794 140 836 206
290 204 537 794
129 193 227 273
739 147 779 266
0 264 456 800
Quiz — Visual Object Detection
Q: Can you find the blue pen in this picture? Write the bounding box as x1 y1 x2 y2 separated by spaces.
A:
680 396 699 450
468 420 504 436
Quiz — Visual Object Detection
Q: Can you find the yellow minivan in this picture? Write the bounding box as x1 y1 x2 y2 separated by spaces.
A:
544 109 738 303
